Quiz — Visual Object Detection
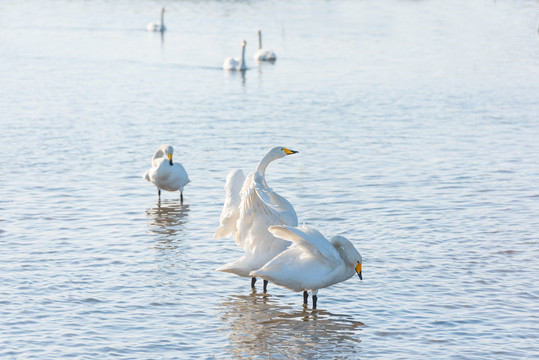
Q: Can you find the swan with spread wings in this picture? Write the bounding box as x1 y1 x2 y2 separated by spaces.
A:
215 147 299 292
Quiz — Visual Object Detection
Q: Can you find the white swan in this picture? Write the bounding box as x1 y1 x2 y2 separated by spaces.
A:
215 147 299 291
251 225 362 309
143 144 190 201
223 40 247 71
146 8 166 32
253 30 276 61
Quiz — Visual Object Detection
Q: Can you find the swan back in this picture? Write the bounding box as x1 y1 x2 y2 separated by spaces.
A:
269 225 340 265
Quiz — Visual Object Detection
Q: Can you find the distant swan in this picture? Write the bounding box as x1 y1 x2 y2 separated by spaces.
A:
146 8 166 32
251 225 363 309
253 30 276 61
223 40 247 71
143 145 190 202
215 147 299 291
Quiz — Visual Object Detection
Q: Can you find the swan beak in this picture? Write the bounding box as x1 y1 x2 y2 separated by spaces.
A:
283 148 298 155
168 153 173 166
355 263 362 280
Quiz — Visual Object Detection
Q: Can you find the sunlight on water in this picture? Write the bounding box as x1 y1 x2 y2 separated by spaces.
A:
1 0 539 358
220 293 364 359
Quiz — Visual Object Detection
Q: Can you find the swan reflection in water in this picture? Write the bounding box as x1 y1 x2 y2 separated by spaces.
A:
146 199 190 249
219 291 364 359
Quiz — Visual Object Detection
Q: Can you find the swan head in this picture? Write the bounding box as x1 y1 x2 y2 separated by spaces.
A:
256 146 298 175
266 146 298 161
161 144 174 165
242 40 246 48
161 7 165 14
330 235 363 280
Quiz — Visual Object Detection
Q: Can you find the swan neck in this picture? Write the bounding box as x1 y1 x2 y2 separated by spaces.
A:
240 44 246 69
258 31 262 49
153 148 164 161
256 152 276 176
160 10 165 28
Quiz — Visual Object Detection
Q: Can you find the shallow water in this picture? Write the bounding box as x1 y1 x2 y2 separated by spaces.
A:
1 0 539 358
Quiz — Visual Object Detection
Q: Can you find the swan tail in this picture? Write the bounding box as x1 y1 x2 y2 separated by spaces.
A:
216 259 251 277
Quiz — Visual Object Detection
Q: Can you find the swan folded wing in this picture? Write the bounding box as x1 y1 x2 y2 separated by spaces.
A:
268 225 340 265
214 169 245 239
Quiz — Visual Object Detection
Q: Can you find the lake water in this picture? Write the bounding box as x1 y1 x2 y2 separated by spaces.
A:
1 0 539 358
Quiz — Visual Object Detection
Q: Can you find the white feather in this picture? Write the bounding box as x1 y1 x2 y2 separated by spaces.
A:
216 147 299 277
143 145 189 194
251 225 362 294
146 8 166 32
223 41 247 71
253 30 277 61
214 169 245 239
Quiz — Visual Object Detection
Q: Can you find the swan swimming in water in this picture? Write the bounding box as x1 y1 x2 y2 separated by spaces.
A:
143 145 190 202
146 8 166 32
215 147 299 291
253 30 276 61
223 40 247 71
251 225 363 309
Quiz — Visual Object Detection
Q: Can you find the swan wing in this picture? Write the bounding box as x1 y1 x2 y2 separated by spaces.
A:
237 172 298 250
268 225 340 265
214 169 246 239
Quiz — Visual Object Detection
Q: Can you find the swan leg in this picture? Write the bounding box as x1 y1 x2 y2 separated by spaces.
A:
312 295 318 309
251 277 257 289
263 280 268 293
180 192 183 203
303 291 309 305
158 189 161 198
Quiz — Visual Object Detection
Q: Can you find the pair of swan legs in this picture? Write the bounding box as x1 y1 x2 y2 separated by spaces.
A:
304 291 318 309
251 277 268 293
158 189 184 203
251 277 318 309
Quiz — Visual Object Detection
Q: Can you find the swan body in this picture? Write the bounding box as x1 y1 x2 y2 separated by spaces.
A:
215 147 299 288
253 30 276 61
146 8 166 32
223 40 247 71
251 225 362 308
143 144 189 200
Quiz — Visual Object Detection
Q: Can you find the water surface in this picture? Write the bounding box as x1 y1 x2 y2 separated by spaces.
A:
1 0 539 358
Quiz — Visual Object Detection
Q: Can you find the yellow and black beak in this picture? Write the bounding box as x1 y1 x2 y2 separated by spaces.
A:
168 153 173 166
283 148 298 155
355 262 362 280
